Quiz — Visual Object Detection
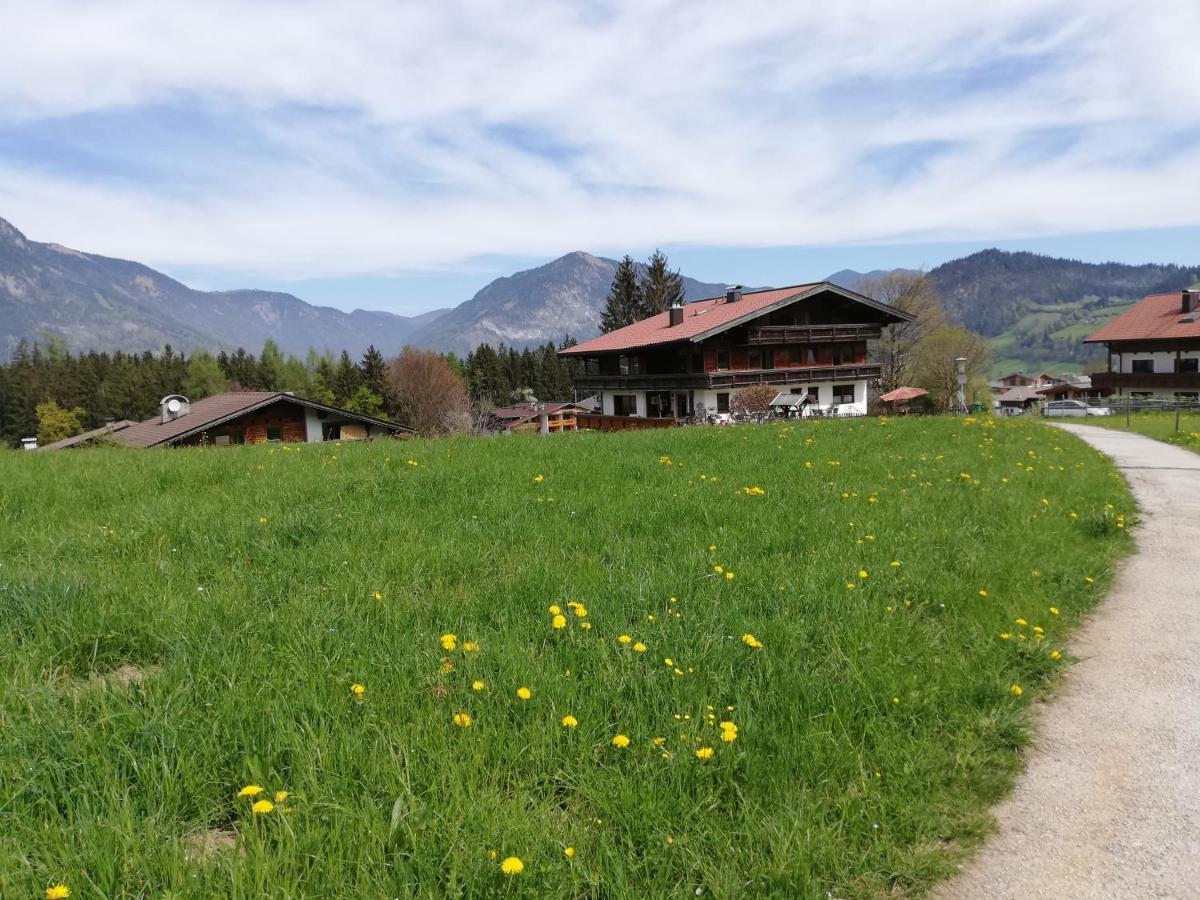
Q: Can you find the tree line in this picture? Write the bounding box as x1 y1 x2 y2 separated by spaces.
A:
0 335 586 447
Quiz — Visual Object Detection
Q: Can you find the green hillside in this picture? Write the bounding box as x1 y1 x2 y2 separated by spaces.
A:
0 420 1132 897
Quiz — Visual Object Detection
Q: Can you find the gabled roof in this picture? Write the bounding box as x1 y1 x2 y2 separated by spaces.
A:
560 282 913 355
111 392 408 448
997 386 1043 403
1085 292 1200 343
877 387 928 402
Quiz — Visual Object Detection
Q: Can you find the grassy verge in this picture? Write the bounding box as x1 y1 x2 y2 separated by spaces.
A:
0 417 1133 898
1082 410 1200 453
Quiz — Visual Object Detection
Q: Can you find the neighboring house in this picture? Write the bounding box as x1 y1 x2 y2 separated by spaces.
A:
38 420 137 450
1035 376 1108 402
485 401 589 434
988 371 1054 398
40 391 409 449
1084 289 1200 400
996 385 1044 414
559 283 913 420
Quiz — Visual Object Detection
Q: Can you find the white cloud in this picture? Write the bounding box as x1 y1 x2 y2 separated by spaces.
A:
0 0 1199 278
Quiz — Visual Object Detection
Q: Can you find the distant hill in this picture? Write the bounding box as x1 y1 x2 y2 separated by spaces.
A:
927 249 1200 374
407 251 729 354
0 216 449 360
825 268 919 292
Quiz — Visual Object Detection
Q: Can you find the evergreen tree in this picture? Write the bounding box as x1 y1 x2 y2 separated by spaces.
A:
258 340 285 391
183 352 228 400
599 255 643 333
331 351 361 406
637 249 685 317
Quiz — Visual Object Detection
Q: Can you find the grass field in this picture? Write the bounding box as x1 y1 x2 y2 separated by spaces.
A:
1084 410 1200 453
0 418 1133 898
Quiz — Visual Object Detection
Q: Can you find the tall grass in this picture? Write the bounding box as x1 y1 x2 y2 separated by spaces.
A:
0 416 1132 898
1084 409 1200 453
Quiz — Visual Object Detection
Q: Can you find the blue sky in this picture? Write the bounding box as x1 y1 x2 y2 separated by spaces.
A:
1 1 1199 316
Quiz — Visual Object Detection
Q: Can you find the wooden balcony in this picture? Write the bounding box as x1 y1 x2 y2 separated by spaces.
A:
1091 371 1200 392
572 363 882 393
745 324 881 345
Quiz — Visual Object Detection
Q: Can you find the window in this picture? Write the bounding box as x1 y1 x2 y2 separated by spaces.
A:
1131 391 1153 399
761 349 774 370
1176 357 1199 374
1174 392 1199 401
1131 359 1154 373
832 344 855 365
716 350 730 370
790 386 805 394
690 353 703 373
613 394 638 416
618 355 643 375
833 384 855 405
266 426 283 442
748 349 761 370
716 392 730 414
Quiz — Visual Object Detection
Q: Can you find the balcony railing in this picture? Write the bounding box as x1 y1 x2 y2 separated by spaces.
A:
1092 371 1200 391
571 363 882 393
745 324 881 345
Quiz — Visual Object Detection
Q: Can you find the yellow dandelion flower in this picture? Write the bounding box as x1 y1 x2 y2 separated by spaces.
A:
548 604 561 615
440 633 458 651
46 887 70 900
858 569 869 579
372 591 383 601
892 696 900 705
580 621 592 630
741 633 763 649
501 856 525 875
572 604 588 618
708 544 717 551
472 680 486 691
516 687 532 700
890 560 901 567
1010 684 1023 697
561 714 578 728
552 614 567 629
694 747 714 760
274 790 289 803
1085 576 1095 584
1015 618 1027 626
618 634 632 644
713 565 724 574
251 799 275 814
238 784 264 798
564 846 575 858
350 683 365 697
462 641 480 652
979 589 989 597
725 571 735 580
611 734 630 748
533 474 544 484
1049 606 1060 616
633 642 647 652
453 712 472 728
999 632 1011 640
1050 650 1062 660
652 736 666 746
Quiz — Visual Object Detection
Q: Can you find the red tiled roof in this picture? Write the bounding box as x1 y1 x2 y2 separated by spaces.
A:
1084 292 1200 343
561 282 909 355
877 387 928 402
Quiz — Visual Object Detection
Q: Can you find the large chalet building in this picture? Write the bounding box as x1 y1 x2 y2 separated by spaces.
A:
560 283 913 420
1084 289 1200 399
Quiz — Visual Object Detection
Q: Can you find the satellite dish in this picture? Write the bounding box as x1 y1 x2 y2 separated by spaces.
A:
167 398 181 413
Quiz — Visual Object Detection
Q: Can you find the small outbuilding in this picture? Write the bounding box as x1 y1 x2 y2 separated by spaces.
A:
876 386 930 414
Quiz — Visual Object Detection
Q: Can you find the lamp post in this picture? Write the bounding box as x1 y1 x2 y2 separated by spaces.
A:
955 357 968 414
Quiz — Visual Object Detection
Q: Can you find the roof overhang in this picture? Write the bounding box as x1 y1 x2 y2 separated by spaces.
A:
686 283 915 345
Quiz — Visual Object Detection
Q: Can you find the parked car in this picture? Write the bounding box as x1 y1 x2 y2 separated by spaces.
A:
1041 400 1112 417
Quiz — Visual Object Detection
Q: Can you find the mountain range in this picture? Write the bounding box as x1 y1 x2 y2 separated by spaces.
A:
3 213 1198 371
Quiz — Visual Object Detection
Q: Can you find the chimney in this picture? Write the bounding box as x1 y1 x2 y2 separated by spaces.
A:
159 394 191 424
1184 290 1197 314
668 301 684 326
725 285 743 304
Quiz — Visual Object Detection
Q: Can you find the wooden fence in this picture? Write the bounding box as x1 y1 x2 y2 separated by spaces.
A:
575 414 678 432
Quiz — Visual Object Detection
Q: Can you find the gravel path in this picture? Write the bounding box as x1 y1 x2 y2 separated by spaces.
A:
936 423 1200 900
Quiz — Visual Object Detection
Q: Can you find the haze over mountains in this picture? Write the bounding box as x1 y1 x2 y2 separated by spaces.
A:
2 213 1198 372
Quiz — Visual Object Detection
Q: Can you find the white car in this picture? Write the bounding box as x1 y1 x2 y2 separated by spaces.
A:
1041 399 1112 417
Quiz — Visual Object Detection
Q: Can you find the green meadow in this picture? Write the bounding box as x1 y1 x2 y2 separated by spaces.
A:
1084 410 1200 454
0 417 1133 898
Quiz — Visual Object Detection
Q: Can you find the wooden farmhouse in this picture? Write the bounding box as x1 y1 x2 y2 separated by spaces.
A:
40 391 409 449
1085 289 1200 400
559 283 913 421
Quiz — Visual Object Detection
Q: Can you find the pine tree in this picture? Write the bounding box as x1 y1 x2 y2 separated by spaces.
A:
599 255 643 333
637 249 685 318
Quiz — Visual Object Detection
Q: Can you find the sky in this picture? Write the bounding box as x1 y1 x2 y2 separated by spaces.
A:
2 0 1199 315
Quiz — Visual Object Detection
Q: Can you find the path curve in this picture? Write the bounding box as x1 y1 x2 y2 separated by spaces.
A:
937 423 1200 900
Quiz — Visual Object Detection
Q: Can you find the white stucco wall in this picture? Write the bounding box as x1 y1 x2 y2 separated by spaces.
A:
1116 349 1200 374
304 408 325 442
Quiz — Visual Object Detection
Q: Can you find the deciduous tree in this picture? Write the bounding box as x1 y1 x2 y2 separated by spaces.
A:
386 348 470 435
35 399 86 444
860 272 949 393
729 384 779 422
